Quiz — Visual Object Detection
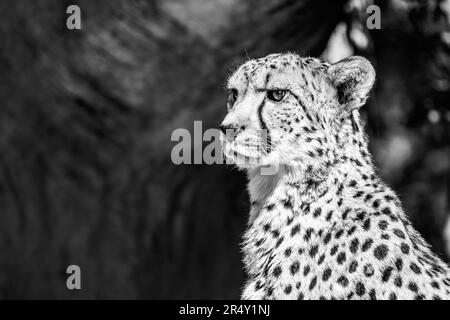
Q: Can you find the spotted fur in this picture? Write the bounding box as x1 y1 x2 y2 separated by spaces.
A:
220 53 450 300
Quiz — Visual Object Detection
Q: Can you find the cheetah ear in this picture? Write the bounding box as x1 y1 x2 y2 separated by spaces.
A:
327 56 375 111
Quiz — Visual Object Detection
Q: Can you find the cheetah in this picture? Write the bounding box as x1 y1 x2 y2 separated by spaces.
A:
219 53 450 300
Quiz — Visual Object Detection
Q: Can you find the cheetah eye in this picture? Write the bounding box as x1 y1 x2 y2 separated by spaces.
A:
227 89 238 109
267 90 287 102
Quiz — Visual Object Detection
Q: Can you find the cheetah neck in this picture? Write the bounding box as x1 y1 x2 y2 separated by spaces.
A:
246 117 378 225
246 155 376 226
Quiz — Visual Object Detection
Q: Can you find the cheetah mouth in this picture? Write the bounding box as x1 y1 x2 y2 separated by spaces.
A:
219 128 274 168
221 142 262 167
224 145 260 162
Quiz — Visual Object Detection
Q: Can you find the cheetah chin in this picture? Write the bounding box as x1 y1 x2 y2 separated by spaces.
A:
220 52 450 300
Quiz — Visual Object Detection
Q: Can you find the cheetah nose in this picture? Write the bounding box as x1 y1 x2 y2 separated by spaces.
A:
219 123 244 134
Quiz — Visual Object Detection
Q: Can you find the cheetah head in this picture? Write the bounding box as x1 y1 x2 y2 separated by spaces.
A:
219 53 375 174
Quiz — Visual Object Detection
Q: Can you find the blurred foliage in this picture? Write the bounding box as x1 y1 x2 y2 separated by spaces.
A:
0 0 448 298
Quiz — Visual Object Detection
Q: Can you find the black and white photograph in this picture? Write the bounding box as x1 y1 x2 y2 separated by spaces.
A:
0 0 450 305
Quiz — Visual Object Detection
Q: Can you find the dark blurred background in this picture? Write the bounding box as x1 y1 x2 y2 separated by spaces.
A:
0 0 449 299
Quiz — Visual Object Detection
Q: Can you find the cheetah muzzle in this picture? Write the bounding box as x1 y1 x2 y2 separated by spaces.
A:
220 53 450 300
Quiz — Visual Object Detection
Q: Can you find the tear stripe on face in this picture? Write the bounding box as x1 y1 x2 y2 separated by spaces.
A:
257 97 272 153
